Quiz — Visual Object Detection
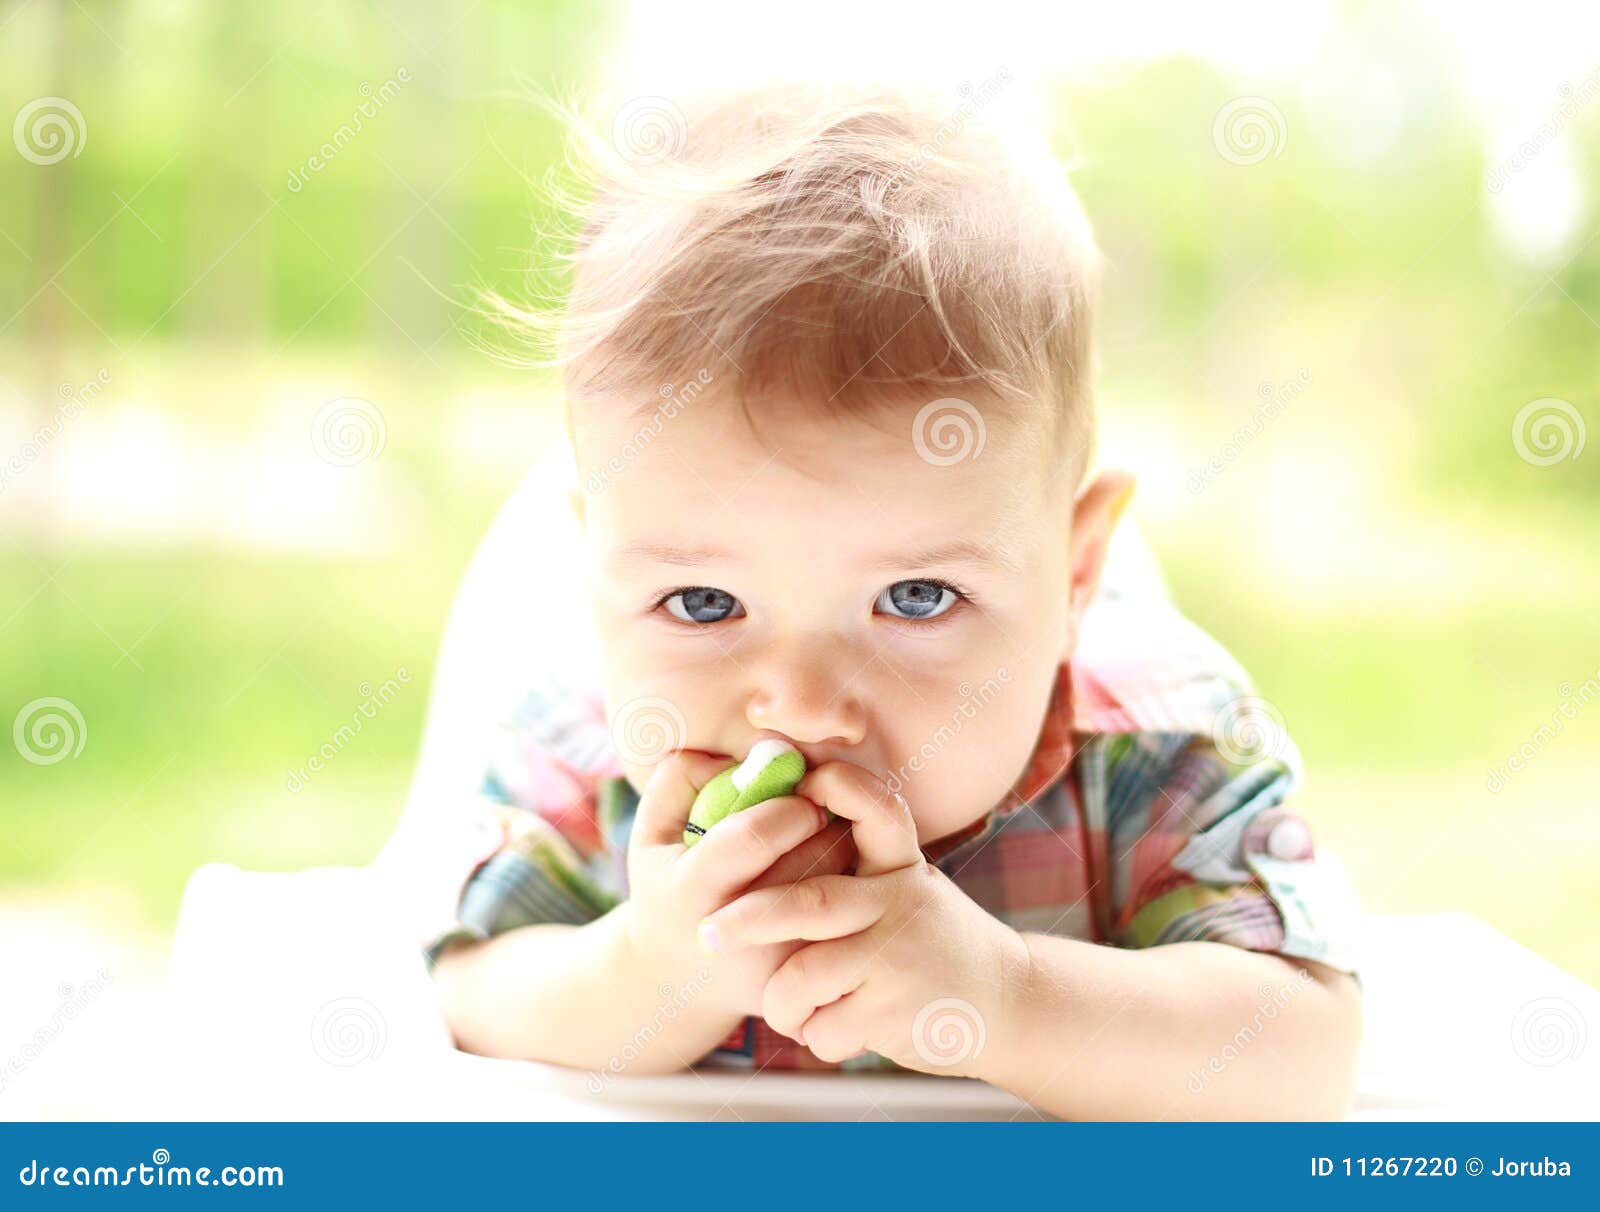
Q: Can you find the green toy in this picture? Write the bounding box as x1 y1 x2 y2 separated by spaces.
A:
682 738 807 847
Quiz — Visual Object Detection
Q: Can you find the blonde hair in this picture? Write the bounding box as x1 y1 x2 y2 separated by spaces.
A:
481 79 1104 481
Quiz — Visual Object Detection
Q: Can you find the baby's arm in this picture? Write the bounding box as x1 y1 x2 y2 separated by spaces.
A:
430 906 738 1074
986 936 1361 1119
704 760 1359 1118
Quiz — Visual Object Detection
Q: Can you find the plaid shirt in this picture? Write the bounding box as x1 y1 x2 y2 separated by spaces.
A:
420 583 1361 1071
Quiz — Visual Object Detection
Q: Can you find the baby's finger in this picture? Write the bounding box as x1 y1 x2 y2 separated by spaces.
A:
748 818 856 891
796 762 922 877
796 991 870 1065
762 934 875 1043
631 751 737 848
700 874 884 950
675 794 827 906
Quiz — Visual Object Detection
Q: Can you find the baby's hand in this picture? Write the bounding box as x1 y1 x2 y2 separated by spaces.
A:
700 761 1028 1074
621 751 853 1018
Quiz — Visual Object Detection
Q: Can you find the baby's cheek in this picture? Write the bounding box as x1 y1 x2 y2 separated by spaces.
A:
601 663 716 778
889 755 994 843
898 693 1048 835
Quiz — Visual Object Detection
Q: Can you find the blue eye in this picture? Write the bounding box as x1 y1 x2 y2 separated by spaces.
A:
663 586 745 624
876 579 960 621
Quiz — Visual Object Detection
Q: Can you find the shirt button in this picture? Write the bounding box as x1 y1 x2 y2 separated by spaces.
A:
1266 815 1314 861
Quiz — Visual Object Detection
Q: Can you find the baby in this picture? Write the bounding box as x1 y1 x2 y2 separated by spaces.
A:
419 82 1362 1118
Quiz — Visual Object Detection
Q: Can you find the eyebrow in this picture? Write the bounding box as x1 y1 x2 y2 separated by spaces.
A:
871 538 1022 576
615 537 1021 575
614 542 734 568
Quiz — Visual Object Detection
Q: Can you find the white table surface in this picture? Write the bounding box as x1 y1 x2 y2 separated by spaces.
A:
75 862 1590 1121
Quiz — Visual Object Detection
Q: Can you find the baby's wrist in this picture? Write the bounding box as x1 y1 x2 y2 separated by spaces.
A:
613 901 719 1011
975 927 1043 1087
612 900 669 985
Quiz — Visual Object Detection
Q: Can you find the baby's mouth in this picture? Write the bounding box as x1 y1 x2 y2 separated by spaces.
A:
730 736 802 789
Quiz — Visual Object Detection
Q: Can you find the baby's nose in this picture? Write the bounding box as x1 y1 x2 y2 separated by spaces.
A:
743 651 867 749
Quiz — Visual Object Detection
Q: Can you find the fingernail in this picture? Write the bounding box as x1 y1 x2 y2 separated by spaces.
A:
816 803 830 831
697 919 721 954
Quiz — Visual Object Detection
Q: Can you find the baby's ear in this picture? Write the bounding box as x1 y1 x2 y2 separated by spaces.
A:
1063 469 1136 650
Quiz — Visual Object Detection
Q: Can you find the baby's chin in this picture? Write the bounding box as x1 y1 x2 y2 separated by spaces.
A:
907 788 1006 843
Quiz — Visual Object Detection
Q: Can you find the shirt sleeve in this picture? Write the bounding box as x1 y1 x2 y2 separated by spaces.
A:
1085 700 1362 981
420 680 634 972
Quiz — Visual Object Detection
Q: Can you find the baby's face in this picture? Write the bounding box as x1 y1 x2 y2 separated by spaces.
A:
573 392 1088 846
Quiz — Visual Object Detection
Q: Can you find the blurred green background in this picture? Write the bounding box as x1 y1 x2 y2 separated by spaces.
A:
2 0 1596 986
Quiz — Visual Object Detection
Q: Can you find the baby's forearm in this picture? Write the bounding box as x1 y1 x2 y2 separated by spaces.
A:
984 936 1362 1120
431 904 741 1074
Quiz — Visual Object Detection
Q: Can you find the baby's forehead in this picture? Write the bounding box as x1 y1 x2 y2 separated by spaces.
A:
575 388 1059 561
574 385 1053 497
